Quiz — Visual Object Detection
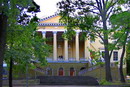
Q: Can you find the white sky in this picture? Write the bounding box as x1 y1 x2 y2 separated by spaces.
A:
34 0 61 18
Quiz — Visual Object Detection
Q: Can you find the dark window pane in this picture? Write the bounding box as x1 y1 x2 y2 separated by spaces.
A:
113 51 118 61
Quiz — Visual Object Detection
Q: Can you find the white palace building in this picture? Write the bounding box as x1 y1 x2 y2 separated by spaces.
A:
36 14 124 76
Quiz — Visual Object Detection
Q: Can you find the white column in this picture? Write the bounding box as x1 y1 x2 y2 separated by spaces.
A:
42 31 46 44
42 31 46 38
84 38 90 60
64 39 68 61
75 32 79 61
53 31 57 61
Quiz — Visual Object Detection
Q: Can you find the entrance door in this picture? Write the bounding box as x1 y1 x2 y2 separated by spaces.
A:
58 67 64 76
70 67 75 76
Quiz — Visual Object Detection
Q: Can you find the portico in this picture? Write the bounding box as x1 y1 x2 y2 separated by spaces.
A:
38 29 90 62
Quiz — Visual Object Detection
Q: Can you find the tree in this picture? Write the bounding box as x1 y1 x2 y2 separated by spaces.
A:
0 1 8 86
126 42 130 76
110 11 130 82
0 0 50 87
0 0 34 86
0 11 7 87
57 0 129 82
3 2 51 87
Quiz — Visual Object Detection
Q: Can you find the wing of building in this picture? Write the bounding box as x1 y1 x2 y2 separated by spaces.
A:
37 14 123 76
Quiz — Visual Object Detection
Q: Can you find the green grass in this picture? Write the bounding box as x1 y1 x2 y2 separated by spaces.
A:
83 65 130 86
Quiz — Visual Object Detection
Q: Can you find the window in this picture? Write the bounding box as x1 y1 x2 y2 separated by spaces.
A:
70 67 75 76
113 51 118 61
58 67 64 76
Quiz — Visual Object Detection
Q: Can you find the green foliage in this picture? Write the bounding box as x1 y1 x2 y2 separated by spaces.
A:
4 22 52 72
99 79 112 85
57 0 129 82
62 29 76 40
118 0 130 4
89 50 101 60
109 11 130 51
110 11 130 28
2 0 51 73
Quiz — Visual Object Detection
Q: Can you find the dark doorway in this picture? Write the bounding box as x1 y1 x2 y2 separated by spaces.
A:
58 67 64 76
70 67 75 76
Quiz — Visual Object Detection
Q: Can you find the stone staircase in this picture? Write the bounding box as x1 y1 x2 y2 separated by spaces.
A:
34 66 45 73
37 76 99 85
3 79 40 86
78 65 100 76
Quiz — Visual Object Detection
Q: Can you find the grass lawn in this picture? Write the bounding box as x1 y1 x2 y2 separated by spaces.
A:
83 65 130 86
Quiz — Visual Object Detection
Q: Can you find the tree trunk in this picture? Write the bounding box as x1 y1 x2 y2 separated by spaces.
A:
9 57 13 87
102 15 112 82
126 59 130 75
119 31 128 83
0 14 7 87
119 45 126 83
104 42 112 82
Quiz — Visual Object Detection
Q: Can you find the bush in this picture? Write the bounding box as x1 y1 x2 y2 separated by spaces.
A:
99 79 112 85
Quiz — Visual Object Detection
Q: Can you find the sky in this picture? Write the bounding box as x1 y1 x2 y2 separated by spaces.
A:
34 0 61 18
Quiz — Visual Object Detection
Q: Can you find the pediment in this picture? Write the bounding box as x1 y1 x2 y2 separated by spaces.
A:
39 14 61 23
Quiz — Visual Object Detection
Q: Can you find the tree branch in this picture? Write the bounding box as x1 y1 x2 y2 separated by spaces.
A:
95 0 102 13
106 0 118 12
99 0 103 10
106 6 114 19
89 10 100 15
86 4 99 10
109 31 125 58
102 0 105 9
96 31 104 42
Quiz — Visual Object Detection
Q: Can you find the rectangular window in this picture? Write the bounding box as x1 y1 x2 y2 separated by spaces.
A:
113 51 118 61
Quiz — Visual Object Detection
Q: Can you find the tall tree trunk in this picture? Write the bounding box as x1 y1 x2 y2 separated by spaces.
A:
119 31 128 83
9 57 13 87
102 15 112 82
104 41 112 82
0 14 7 87
120 45 126 82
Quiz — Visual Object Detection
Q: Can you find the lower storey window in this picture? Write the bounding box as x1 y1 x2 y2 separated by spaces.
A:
113 51 118 61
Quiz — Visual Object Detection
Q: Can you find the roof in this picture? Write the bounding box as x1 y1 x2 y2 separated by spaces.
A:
39 14 59 22
38 23 66 26
38 14 66 26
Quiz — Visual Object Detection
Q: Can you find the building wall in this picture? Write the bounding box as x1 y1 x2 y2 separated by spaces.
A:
38 15 126 66
42 63 88 76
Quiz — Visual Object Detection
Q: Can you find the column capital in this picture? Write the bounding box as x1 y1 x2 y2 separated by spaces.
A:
53 31 57 34
42 31 46 34
76 31 80 35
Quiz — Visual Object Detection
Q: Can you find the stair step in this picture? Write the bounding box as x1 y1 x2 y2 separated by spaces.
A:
37 76 99 85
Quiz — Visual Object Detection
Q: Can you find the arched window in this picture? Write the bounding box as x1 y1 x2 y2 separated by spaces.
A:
46 67 52 76
70 67 75 76
58 67 64 76
80 67 86 71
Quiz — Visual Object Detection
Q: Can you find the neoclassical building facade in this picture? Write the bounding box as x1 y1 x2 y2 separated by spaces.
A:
36 14 123 76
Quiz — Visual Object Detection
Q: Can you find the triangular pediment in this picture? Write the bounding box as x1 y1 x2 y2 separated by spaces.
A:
39 14 61 23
